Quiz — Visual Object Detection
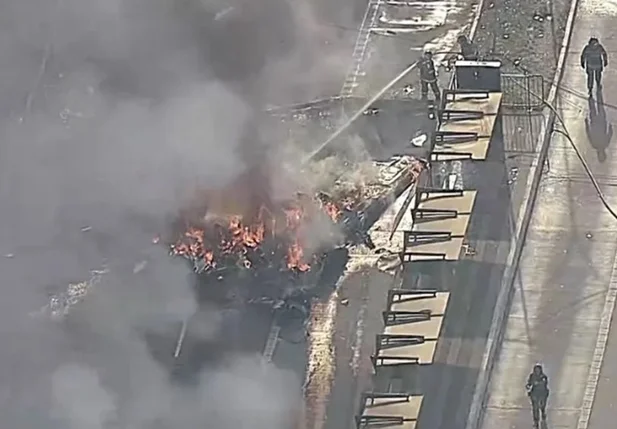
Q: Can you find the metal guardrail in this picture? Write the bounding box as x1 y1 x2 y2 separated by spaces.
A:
501 73 545 111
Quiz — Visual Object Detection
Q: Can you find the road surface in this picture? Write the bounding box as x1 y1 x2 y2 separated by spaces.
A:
341 0 480 99
480 3 617 428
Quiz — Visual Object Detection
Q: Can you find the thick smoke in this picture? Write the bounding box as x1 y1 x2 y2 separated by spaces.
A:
0 0 359 427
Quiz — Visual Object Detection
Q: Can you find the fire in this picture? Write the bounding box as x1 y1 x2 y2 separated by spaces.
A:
171 193 330 274
228 216 265 249
167 156 424 276
283 205 310 271
321 201 341 222
169 187 356 276
287 241 310 272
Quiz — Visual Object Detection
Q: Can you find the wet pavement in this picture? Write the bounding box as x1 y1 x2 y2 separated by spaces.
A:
480 4 617 429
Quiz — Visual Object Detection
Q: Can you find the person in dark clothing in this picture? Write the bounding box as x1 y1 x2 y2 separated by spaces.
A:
457 35 478 60
526 363 549 428
581 37 608 95
419 50 440 100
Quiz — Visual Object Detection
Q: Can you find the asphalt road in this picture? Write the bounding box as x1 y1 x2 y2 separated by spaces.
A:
343 0 478 99
480 5 617 428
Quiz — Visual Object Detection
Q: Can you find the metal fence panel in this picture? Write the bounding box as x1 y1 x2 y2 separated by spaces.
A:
501 73 545 110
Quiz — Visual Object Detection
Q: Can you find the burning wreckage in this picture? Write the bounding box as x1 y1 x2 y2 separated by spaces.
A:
166 156 426 314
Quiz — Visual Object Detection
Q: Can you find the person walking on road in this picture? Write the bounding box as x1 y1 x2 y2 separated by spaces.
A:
457 35 479 60
526 363 549 428
581 37 608 96
419 50 440 101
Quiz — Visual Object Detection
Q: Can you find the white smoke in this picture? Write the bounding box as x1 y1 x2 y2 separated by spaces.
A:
0 0 359 427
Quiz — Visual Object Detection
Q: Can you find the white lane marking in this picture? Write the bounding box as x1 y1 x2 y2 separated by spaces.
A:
576 254 617 429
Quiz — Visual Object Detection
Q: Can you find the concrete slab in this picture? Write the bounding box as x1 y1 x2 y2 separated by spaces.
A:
413 214 472 236
444 92 503 115
403 236 465 261
439 114 499 137
389 292 450 315
384 316 444 338
416 190 477 213
359 394 423 429
432 137 493 160
375 338 438 365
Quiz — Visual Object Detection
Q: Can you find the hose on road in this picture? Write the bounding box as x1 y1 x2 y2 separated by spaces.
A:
511 77 617 221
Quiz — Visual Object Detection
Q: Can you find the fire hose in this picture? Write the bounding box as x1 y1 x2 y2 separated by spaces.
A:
507 77 617 221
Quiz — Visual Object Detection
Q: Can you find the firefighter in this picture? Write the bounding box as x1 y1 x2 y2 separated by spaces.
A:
581 37 608 96
526 363 549 428
457 35 478 60
419 50 440 100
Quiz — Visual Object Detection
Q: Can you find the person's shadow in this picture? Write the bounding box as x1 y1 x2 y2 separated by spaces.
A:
585 88 613 163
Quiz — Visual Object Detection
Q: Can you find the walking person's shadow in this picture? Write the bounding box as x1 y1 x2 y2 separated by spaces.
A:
585 88 613 163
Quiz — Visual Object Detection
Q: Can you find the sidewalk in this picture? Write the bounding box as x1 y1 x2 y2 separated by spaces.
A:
480 4 617 429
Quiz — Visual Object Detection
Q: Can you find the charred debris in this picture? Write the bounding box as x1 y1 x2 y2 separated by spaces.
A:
163 154 424 321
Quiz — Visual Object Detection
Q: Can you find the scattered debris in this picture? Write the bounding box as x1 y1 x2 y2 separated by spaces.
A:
462 243 477 256
411 134 428 147
32 268 109 320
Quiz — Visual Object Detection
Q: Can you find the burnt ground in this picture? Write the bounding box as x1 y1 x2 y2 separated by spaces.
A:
473 0 570 81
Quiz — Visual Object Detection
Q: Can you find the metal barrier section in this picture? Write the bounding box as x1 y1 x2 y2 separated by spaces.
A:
431 91 503 161
402 189 477 262
372 290 450 367
355 392 423 429
500 73 545 110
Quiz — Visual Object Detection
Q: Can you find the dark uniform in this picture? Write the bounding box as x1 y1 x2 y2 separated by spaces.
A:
457 35 478 60
581 37 608 95
526 364 549 428
419 51 440 100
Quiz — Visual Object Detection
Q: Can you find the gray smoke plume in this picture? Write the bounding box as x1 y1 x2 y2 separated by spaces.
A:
0 0 359 427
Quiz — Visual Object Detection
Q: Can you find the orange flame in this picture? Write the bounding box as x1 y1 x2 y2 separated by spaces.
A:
287 240 310 272
322 201 341 222
171 188 359 274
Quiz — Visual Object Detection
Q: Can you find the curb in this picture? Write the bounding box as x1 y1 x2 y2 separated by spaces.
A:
463 0 582 427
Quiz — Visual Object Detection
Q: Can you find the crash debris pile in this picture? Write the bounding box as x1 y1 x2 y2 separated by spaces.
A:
168 156 425 289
